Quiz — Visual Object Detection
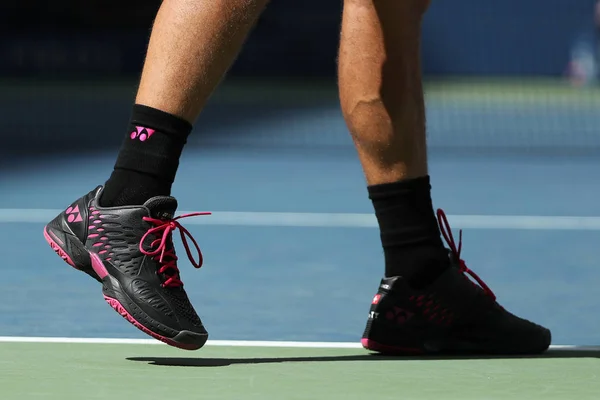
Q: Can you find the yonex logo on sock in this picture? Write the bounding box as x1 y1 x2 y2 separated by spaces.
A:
66 205 83 223
130 126 156 142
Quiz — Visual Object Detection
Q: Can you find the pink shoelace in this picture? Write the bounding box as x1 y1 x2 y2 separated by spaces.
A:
436 209 496 300
140 212 211 288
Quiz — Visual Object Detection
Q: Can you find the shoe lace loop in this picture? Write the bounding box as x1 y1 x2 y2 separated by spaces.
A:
436 209 496 300
140 212 211 288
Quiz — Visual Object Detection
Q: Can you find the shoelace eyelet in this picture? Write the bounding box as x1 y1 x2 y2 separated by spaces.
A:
436 209 496 301
140 212 211 288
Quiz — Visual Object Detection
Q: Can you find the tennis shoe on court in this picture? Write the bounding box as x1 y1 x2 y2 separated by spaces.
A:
43 186 210 350
362 209 551 355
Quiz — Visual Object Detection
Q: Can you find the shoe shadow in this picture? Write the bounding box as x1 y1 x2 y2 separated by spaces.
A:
127 347 600 367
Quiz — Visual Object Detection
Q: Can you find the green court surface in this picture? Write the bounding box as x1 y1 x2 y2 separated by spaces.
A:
1 340 599 400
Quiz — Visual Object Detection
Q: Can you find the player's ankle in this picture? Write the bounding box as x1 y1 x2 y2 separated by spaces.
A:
101 104 192 207
384 245 449 289
101 170 171 207
369 176 448 288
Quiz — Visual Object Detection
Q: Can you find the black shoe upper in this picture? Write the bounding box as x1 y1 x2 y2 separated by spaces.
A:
365 253 551 354
63 186 206 334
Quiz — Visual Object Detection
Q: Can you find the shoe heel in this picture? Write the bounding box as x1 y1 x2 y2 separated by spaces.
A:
43 224 101 282
361 318 425 354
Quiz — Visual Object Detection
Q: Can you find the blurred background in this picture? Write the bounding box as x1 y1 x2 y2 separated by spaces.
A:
1 0 599 156
1 1 600 345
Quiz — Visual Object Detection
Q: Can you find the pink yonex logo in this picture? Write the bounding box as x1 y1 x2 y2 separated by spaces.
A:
130 126 156 142
66 205 83 223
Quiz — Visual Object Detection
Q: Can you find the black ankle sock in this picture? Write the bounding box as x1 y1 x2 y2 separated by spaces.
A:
368 176 449 288
101 104 192 207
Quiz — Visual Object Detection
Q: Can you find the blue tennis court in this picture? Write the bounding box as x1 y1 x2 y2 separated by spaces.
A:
1 80 599 347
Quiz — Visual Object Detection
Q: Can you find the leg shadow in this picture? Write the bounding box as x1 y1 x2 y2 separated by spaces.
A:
127 346 600 367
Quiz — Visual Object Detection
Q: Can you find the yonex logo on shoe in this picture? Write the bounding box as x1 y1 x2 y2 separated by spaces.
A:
385 306 414 324
156 211 174 220
372 294 381 305
66 205 83 223
130 126 156 142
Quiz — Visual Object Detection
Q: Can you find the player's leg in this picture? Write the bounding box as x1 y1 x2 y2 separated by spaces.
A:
43 0 269 350
338 0 551 354
103 0 269 207
339 0 439 287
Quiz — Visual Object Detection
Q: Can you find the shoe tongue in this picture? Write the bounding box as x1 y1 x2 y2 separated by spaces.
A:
143 196 178 220
380 276 401 290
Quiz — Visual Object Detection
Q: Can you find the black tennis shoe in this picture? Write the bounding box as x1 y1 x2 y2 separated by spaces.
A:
44 186 210 350
362 209 551 355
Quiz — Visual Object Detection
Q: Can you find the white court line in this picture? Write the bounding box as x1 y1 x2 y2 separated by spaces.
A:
1 208 600 230
0 336 362 348
0 336 596 351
